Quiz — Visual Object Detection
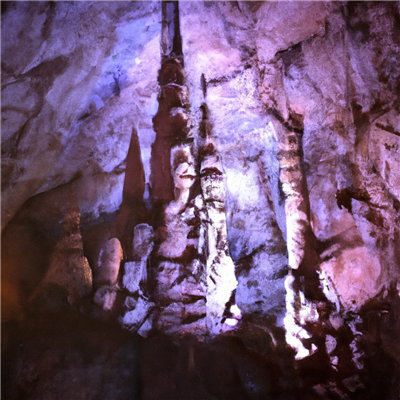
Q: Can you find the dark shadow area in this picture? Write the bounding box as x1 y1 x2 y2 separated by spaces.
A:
2 300 399 400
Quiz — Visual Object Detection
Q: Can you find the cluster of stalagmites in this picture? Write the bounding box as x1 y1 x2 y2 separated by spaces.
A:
28 5 322 358
85 99 241 337
27 62 346 375
14 9 399 395
116 63 240 336
80 1 241 338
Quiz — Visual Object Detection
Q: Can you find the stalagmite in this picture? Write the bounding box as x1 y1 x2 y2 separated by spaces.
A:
115 127 147 258
120 224 155 334
152 134 239 335
29 205 92 310
199 140 238 333
152 143 207 334
123 224 154 294
121 1 240 336
97 238 123 286
93 237 123 312
270 117 322 359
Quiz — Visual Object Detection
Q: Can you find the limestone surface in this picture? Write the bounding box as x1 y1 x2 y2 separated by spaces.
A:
2 2 400 397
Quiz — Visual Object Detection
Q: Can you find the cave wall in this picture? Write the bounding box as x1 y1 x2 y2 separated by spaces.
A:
2 1 400 399
1 1 161 317
2 0 400 350
1 1 161 227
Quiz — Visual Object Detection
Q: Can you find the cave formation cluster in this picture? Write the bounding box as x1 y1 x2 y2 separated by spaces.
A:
2 1 400 399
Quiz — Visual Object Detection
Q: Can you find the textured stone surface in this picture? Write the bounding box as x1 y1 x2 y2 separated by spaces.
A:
28 206 92 310
96 238 123 286
2 1 400 397
1 1 161 229
3 1 399 320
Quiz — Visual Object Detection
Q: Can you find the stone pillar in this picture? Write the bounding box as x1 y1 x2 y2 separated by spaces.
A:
93 237 123 312
29 205 92 311
123 223 154 295
199 141 238 334
271 116 323 359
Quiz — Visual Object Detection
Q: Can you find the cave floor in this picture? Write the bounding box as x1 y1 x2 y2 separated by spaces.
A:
2 308 399 400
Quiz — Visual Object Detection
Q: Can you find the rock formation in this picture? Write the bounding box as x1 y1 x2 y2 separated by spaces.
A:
2 1 400 399
118 1 240 337
29 204 93 311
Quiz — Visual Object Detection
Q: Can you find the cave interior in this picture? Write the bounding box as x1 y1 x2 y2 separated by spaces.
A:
1 1 400 399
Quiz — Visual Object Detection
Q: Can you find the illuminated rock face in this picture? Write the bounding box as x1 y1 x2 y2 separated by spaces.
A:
150 138 239 336
2 2 400 396
198 136 239 333
135 2 239 336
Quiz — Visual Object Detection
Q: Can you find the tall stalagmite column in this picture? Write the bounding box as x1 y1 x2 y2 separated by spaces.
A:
198 109 238 334
150 1 188 209
146 1 239 336
270 115 323 359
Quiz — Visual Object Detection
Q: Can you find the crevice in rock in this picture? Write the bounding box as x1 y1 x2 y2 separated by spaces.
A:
182 313 206 325
40 1 56 41
376 122 400 138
